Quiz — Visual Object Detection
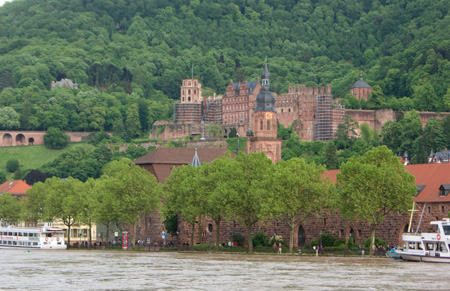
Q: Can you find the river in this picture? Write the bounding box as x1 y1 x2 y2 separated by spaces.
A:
1 249 450 290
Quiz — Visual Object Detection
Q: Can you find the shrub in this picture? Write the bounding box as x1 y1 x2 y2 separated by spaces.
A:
347 237 354 248
44 127 69 149
333 238 346 247
268 234 285 246
6 159 19 172
252 232 269 247
232 233 245 246
364 237 386 248
320 233 336 247
0 171 6 184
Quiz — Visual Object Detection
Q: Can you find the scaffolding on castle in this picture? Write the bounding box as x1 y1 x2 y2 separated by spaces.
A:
314 95 333 141
204 99 222 124
174 102 202 124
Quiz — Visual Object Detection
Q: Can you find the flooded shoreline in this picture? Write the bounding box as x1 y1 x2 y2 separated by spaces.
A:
1 250 450 290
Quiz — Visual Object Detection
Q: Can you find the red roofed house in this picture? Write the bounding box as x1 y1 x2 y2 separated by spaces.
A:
0 180 31 199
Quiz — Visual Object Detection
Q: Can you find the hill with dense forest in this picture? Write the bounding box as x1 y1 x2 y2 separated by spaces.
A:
1 0 450 173
1 0 450 135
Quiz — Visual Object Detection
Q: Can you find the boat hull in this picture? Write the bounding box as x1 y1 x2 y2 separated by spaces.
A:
400 253 450 263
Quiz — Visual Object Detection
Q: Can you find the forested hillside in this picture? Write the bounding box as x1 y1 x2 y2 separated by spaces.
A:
1 0 450 135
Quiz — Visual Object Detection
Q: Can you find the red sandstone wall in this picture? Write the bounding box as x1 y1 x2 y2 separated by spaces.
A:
0 131 92 147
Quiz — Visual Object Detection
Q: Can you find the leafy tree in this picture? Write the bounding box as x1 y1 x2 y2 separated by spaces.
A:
265 158 334 253
6 159 19 173
100 158 160 248
0 171 6 184
26 177 84 246
227 152 272 252
163 164 204 248
198 154 234 250
335 115 359 150
23 170 47 185
207 123 223 138
0 193 24 224
367 85 386 109
229 128 237 138
0 106 20 129
77 178 97 247
43 127 69 150
124 103 142 140
337 146 417 255
325 142 338 170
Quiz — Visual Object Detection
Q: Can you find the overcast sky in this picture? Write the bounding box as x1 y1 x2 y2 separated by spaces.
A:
0 0 12 7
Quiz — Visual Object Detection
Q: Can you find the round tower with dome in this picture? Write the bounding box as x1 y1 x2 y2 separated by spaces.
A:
246 58 282 163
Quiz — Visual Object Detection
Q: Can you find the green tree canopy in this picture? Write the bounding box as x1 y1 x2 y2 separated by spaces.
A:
337 146 417 255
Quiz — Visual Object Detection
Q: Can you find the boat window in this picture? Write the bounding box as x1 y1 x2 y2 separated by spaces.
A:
8 232 12 236
18 232 22 236
33 242 38 246
443 226 450 235
8 241 12 245
426 243 434 250
418 243 423 250
408 243 415 249
439 243 447 252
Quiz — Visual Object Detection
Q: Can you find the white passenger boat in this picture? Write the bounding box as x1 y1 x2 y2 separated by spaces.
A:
395 218 450 262
0 223 66 249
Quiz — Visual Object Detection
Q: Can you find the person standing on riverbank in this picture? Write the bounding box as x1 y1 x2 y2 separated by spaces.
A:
273 242 277 253
278 243 282 254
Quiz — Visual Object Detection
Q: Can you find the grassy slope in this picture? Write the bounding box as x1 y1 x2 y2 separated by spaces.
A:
0 144 77 180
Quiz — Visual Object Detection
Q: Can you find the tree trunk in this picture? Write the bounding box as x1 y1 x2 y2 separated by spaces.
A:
198 216 203 244
105 223 110 246
370 225 376 256
130 222 137 249
67 224 71 247
247 224 253 253
88 222 92 248
215 219 221 251
190 224 195 249
289 223 295 254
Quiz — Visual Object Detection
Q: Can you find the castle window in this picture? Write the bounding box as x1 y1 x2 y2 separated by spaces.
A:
281 109 284 112
260 120 263 130
182 97 185 102
188 97 191 102
188 90 191 94
288 108 291 112
267 121 270 130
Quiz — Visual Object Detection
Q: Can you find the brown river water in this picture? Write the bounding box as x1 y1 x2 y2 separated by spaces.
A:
1 249 450 290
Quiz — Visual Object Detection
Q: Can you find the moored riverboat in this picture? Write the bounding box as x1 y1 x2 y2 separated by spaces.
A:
0 223 66 249
395 218 450 263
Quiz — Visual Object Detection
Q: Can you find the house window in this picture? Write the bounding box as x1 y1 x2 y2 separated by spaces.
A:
428 206 431 214
442 206 445 214
260 120 263 130
267 121 270 130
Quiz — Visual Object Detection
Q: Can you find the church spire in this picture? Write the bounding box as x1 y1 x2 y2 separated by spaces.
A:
255 57 275 112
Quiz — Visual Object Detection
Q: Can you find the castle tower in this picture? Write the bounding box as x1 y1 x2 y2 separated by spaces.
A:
350 74 372 102
180 79 202 103
247 58 282 163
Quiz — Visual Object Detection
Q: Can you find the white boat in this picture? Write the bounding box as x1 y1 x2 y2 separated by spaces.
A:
0 223 67 249
395 218 450 263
